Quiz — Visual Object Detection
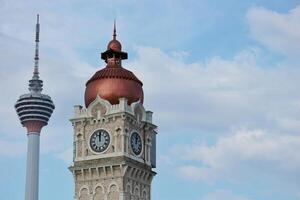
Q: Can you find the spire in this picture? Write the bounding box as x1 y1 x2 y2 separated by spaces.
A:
29 14 43 93
33 14 40 79
113 19 116 40
101 19 127 61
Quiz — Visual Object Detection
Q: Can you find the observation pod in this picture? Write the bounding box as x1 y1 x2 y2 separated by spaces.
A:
15 93 55 133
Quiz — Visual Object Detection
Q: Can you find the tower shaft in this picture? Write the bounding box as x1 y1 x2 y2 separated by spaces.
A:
25 133 40 200
15 14 55 200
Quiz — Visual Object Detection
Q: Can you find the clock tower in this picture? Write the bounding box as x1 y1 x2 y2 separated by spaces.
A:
69 22 157 200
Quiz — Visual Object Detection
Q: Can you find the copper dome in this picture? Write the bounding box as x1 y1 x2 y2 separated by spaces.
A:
107 39 122 52
84 22 143 107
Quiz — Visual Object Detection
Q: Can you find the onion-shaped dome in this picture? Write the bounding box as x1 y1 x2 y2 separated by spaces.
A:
85 65 143 107
85 22 143 107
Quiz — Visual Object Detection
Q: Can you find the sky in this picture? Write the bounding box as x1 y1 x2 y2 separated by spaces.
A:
1 0 300 199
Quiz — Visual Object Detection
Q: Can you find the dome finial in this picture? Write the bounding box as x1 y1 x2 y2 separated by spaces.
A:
113 19 116 40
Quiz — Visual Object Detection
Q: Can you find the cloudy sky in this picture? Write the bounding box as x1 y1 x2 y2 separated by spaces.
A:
1 0 300 199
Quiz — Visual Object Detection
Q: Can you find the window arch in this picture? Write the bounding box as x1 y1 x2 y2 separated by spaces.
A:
134 186 140 197
108 184 119 199
93 185 104 200
79 187 89 200
142 189 148 200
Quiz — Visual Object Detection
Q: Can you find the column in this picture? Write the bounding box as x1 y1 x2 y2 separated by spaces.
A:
25 132 40 200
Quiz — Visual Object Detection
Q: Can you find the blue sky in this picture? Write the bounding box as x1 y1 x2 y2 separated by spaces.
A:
1 0 300 200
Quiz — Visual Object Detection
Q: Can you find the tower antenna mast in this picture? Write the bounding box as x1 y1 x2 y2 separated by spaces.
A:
33 14 40 79
28 14 43 93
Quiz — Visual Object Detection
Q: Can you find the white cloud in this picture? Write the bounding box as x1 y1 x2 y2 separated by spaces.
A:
177 129 300 186
247 5 300 58
129 46 300 133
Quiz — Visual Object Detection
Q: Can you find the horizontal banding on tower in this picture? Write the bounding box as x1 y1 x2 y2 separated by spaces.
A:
15 93 55 133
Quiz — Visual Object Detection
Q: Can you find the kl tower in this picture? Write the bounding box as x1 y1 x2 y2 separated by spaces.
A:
14 15 55 200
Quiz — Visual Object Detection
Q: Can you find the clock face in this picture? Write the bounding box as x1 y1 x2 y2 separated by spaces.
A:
130 132 142 155
90 129 110 153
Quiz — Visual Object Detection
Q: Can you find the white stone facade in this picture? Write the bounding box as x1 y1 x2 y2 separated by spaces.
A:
69 96 157 200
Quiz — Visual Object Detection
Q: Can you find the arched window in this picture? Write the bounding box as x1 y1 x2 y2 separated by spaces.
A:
76 133 83 157
142 189 147 200
93 186 104 200
134 186 140 199
108 184 119 199
79 188 88 200
126 183 132 199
